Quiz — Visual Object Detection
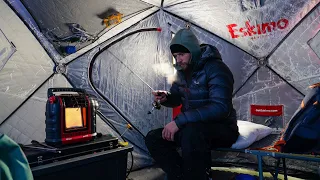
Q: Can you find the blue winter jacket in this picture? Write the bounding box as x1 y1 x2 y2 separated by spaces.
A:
163 29 238 132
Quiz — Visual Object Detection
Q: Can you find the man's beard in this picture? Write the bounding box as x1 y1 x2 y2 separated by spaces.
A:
174 63 188 71
179 63 188 70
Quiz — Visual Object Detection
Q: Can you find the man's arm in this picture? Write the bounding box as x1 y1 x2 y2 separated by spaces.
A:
174 62 234 128
161 82 181 108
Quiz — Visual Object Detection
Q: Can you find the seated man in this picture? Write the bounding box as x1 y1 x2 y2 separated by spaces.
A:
145 28 239 180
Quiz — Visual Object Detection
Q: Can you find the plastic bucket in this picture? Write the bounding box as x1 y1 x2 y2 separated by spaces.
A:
235 174 256 180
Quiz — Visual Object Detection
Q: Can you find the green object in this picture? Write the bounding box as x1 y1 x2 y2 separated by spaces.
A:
0 134 33 180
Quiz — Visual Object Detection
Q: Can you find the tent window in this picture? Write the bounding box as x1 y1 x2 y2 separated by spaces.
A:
0 28 16 71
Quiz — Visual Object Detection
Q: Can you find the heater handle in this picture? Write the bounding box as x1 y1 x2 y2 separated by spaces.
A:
47 88 86 97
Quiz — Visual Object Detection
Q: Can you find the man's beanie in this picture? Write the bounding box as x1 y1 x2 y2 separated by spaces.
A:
170 44 190 54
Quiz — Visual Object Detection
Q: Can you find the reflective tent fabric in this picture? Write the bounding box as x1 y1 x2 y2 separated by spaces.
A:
0 0 319 176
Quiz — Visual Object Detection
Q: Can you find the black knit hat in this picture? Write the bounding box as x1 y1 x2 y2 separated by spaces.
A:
170 44 190 54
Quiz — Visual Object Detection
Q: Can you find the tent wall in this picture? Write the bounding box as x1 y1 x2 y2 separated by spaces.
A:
0 0 54 124
0 28 15 71
235 4 320 124
268 5 320 94
0 73 116 149
160 11 258 96
0 74 65 144
6 0 62 62
90 12 173 137
0 0 130 152
160 11 307 124
0 0 319 176
233 66 304 125
66 12 172 169
165 0 319 58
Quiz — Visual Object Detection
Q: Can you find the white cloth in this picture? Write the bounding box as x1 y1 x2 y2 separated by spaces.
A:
231 120 272 149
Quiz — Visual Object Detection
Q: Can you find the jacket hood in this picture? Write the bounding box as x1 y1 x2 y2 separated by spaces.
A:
170 29 201 70
194 44 222 70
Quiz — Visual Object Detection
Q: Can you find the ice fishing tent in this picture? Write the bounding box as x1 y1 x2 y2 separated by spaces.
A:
0 0 319 179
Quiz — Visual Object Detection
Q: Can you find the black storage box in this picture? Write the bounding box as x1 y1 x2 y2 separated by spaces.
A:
22 135 133 180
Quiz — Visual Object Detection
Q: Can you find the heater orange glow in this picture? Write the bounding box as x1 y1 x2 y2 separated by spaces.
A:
65 108 84 129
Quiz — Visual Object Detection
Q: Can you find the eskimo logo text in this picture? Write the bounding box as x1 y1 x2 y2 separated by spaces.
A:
226 18 289 39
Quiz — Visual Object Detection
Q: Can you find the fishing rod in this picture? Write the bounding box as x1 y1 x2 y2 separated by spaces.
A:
106 50 162 114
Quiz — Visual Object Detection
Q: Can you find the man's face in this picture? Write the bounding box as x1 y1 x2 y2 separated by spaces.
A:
173 52 191 70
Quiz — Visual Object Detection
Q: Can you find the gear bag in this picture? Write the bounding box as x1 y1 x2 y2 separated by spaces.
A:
262 83 320 153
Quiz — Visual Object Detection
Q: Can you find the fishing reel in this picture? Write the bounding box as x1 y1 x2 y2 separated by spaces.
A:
147 91 170 114
152 100 162 110
148 100 161 114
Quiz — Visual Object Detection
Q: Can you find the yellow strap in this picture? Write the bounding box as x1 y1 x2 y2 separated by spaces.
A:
119 141 129 147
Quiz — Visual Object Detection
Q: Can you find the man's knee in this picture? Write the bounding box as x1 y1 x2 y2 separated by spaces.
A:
145 128 163 147
180 123 204 141
179 123 208 152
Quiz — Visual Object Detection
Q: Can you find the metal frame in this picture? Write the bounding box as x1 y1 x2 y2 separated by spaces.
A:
214 148 320 180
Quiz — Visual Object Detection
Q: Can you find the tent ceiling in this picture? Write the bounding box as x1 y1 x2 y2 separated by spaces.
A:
140 0 162 7
139 0 192 7
21 0 152 37
62 6 159 63
163 0 190 7
165 0 319 58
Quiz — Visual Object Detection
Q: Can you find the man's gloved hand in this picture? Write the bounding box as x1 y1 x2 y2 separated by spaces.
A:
152 90 169 103
162 121 179 141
